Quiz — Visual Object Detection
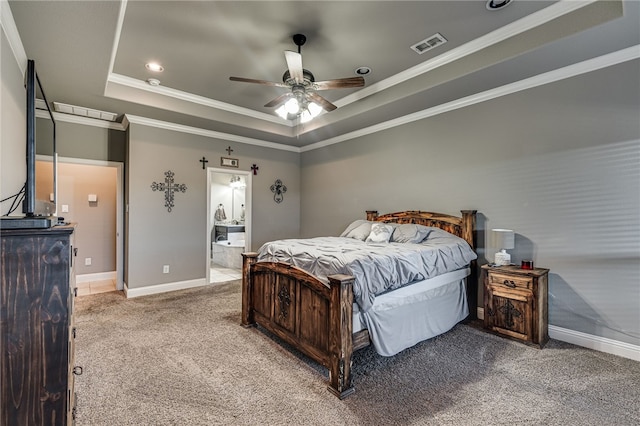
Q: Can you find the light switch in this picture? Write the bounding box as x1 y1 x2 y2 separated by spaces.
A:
61 204 69 213
88 194 97 202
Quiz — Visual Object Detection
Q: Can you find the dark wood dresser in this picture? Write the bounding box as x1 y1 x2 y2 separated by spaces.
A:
1 224 79 425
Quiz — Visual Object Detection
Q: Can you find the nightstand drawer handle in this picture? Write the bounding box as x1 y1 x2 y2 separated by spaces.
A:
503 280 516 288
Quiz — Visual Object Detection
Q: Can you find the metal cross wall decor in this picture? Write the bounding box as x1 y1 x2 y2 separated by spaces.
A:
270 179 287 203
199 157 208 169
151 170 187 212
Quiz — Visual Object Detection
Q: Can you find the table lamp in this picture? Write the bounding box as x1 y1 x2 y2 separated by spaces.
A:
492 229 515 266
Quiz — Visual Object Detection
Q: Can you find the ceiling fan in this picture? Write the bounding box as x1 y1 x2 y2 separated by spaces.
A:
229 34 365 122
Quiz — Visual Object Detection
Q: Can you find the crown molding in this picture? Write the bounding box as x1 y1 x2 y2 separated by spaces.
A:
1 0 27 73
104 0 128 94
106 1 599 130
125 114 299 153
300 45 640 153
107 72 290 127
325 0 599 109
43 45 640 155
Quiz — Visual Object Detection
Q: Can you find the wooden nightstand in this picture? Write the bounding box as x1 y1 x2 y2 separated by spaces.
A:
482 264 549 348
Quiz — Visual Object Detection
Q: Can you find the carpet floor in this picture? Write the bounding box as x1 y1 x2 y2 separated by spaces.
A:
74 280 639 425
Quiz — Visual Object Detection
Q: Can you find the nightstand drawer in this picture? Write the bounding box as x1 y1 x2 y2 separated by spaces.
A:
489 272 532 290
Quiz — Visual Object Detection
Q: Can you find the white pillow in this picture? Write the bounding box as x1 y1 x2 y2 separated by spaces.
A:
340 220 373 241
391 224 432 244
365 223 394 243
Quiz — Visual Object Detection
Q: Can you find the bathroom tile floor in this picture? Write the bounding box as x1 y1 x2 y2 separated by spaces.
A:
210 263 242 283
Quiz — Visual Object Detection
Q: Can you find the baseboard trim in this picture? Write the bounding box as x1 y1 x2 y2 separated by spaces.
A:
124 278 208 298
76 271 116 284
476 307 639 361
548 325 640 362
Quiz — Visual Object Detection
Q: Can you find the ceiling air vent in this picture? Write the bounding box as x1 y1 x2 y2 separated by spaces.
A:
53 102 118 122
410 33 447 55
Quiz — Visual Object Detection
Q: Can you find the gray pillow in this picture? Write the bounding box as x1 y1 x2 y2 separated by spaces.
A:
341 220 373 241
366 223 394 243
391 224 431 244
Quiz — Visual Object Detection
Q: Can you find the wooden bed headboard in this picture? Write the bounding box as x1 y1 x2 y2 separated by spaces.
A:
366 210 477 250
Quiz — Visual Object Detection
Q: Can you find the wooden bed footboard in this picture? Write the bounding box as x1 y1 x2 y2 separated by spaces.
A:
241 252 357 398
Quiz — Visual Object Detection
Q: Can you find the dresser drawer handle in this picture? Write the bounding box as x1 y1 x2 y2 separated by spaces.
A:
73 366 83 376
503 280 516 288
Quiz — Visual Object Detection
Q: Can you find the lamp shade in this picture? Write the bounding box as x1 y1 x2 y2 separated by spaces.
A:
491 228 515 265
491 229 515 250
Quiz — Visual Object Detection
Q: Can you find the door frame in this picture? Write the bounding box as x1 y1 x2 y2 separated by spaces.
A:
206 167 251 284
56 156 124 290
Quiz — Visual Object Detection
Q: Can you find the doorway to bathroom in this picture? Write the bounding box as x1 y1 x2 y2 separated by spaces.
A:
206 168 251 284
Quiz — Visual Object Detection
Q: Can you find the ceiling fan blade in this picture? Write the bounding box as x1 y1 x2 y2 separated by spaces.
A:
314 76 365 91
229 76 288 88
264 93 292 108
284 50 304 84
307 92 337 112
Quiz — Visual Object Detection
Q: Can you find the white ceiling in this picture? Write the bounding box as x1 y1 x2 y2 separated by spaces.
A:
6 1 638 149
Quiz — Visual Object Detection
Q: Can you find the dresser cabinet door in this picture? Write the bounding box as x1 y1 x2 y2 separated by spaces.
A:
1 227 75 426
485 286 533 342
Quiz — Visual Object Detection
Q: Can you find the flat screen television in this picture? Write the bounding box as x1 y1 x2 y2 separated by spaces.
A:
24 59 57 218
1 59 57 229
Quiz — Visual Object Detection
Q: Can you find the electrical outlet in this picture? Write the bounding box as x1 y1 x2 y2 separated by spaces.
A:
62 204 69 213
84 258 92 266
163 265 170 274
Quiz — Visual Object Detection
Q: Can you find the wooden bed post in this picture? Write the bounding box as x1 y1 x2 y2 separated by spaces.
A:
241 252 258 327
327 274 356 399
460 210 478 320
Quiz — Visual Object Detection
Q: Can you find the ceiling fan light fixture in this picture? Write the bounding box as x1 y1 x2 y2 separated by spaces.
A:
284 97 300 114
275 105 289 120
299 102 323 123
307 102 322 117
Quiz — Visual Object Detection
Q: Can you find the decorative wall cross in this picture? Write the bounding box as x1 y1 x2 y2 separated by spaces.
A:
151 170 187 212
251 164 259 175
226 146 234 155
199 157 208 169
270 179 287 204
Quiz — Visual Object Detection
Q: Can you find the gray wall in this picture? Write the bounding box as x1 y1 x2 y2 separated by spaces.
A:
126 123 300 289
301 60 640 347
54 121 126 163
1 30 26 213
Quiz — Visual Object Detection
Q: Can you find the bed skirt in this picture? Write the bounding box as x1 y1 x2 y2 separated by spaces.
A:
353 268 470 356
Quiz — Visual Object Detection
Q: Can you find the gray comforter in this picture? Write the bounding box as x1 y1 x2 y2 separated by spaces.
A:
256 229 477 313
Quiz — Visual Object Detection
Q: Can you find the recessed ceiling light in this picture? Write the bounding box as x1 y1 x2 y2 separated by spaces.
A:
145 62 164 72
146 78 161 86
355 66 371 76
486 0 513 11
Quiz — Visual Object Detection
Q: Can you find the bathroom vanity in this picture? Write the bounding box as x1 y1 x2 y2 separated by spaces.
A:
214 224 245 242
